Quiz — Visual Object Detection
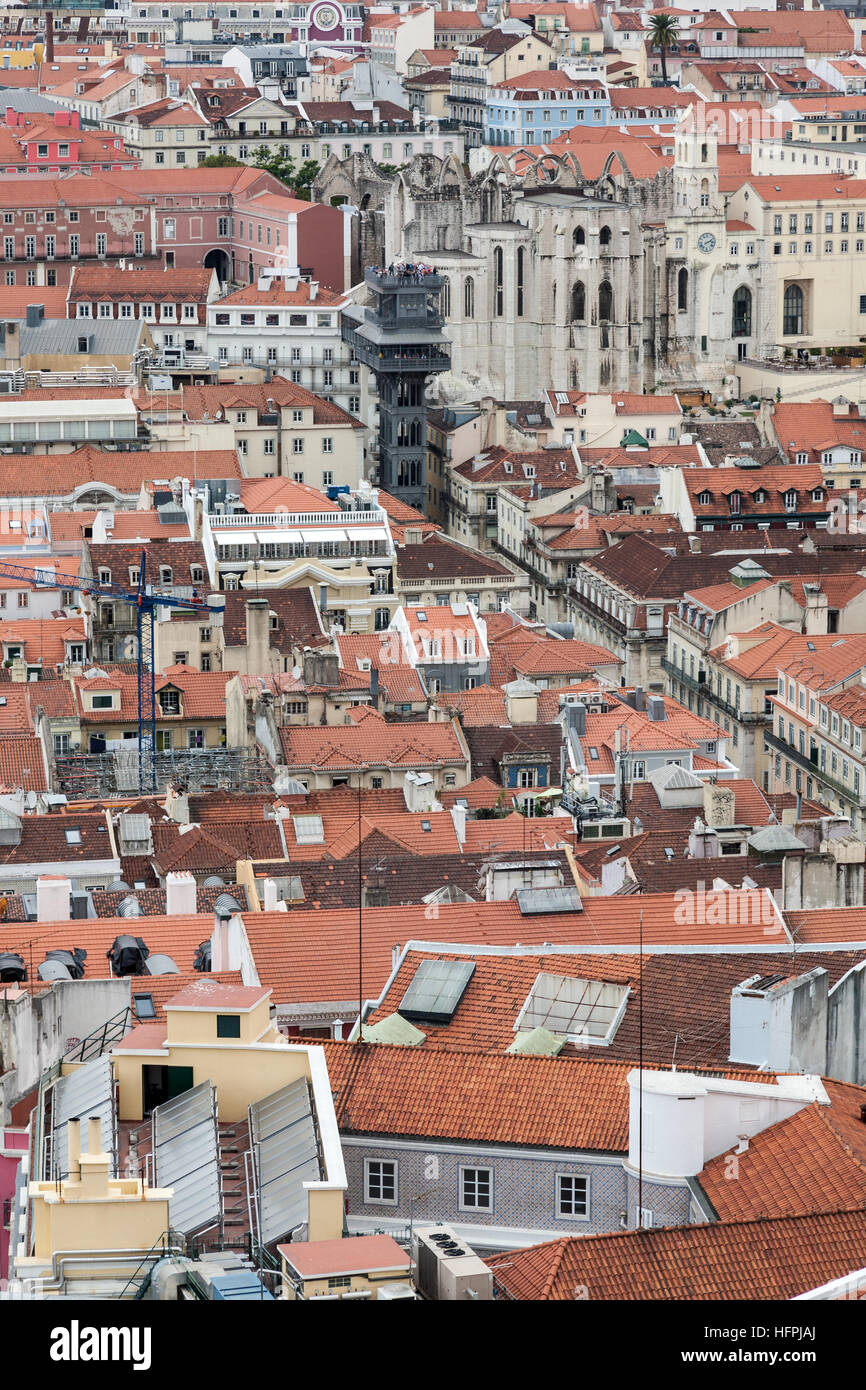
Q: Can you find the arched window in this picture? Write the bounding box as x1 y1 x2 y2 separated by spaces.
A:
464 275 474 318
573 226 585 248
494 246 503 316
599 225 612 247
442 276 450 317
732 285 752 337
677 267 688 312
374 607 390 631
700 178 709 207
516 246 525 317
571 281 585 322
783 283 804 336
598 280 614 322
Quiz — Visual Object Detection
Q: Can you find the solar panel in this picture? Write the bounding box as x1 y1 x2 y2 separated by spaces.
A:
249 1078 322 1244
51 1054 116 1179
399 959 475 1025
517 886 583 916
153 1080 221 1235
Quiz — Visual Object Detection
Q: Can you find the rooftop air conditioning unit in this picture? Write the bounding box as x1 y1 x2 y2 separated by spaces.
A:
413 1224 493 1302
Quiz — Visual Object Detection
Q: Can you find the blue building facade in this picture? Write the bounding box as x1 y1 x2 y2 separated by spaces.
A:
484 81 611 146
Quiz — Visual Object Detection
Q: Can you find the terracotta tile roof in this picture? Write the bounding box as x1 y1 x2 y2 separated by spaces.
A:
439 774 511 810
184 380 361 430
1 808 115 864
278 709 466 773
0 445 241 498
278 1233 409 1279
787 908 866 945
683 464 827 517
68 264 214 304
396 535 511 580
0 734 48 792
216 279 346 307
773 400 866 464
74 666 233 724
86 539 206 586
322 1041 772 1153
0 617 85 668
505 636 622 679
682 578 775 613
1 912 215 979
434 9 484 26
700 1075 866 1219
431 683 507 726
151 820 283 874
463 722 563 783
366 945 863 1068
221 588 328 655
487 1208 866 1301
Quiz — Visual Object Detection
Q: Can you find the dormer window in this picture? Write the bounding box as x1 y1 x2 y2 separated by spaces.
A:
784 490 797 511
129 567 140 586
729 491 741 514
754 489 767 503
159 689 180 715
811 488 824 501
160 566 173 586
98 567 111 584
698 490 712 505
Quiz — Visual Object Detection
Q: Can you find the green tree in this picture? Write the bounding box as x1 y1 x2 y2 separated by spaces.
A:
252 145 321 200
647 12 679 84
199 153 244 167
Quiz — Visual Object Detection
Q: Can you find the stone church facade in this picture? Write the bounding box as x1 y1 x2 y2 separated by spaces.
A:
313 126 791 402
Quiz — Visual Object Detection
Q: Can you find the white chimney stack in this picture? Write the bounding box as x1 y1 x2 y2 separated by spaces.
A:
165 870 197 916
37 875 71 922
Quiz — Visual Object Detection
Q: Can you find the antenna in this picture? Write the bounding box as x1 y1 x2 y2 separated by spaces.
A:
357 775 364 1044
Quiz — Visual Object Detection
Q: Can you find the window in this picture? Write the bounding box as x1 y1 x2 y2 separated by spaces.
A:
557 1174 588 1219
783 283 804 336
54 733 70 756
677 267 688 312
216 1014 241 1038
459 1166 492 1212
364 1159 397 1204
571 280 585 322
732 285 751 337
494 246 503 317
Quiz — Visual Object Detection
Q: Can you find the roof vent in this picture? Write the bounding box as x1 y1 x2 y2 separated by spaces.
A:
107 934 149 976
144 953 180 976
194 939 212 973
214 893 242 918
203 875 226 888
117 895 141 918
0 952 26 983
41 947 87 980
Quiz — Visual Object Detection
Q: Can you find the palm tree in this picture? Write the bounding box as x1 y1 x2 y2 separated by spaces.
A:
648 12 679 85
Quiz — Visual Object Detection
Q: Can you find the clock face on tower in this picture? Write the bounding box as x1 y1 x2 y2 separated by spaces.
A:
311 2 339 29
697 232 717 254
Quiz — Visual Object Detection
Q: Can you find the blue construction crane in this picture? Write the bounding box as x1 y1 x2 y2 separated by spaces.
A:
0 550 223 795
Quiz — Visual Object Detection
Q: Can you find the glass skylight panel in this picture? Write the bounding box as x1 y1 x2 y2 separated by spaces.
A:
399 959 475 1024
293 814 324 845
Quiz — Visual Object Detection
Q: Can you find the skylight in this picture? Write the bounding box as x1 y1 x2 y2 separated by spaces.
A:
416 610 428 622
133 993 156 1020
515 973 630 1046
399 959 475 1025
64 828 82 845
293 814 324 845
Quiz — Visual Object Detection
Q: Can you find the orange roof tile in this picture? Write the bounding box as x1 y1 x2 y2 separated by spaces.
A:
487 1207 866 1301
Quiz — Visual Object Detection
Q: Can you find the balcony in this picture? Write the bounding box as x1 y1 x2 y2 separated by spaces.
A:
365 268 445 292
764 730 862 807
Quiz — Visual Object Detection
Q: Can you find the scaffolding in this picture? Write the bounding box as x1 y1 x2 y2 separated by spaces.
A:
53 747 275 799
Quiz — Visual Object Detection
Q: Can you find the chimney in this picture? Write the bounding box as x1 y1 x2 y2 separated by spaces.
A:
45 10 54 63
688 535 701 554
702 780 735 829
164 784 189 825
26 304 44 328
262 877 279 910
451 801 467 847
245 598 271 673
37 875 71 922
370 664 380 710
633 685 646 713
67 1117 82 1180
302 648 339 688
165 870 197 915
646 695 666 722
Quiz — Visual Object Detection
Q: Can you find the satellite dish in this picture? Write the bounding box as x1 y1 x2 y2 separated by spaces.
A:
292 665 302 680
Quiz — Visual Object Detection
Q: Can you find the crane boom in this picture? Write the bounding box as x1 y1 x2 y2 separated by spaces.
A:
0 549 224 796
